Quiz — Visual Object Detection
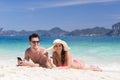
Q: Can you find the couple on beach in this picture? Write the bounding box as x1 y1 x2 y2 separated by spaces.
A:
17 33 102 71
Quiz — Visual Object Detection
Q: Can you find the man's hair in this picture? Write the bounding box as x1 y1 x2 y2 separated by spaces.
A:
29 33 40 41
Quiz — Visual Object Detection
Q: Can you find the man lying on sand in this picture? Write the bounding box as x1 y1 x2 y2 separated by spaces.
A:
17 33 53 68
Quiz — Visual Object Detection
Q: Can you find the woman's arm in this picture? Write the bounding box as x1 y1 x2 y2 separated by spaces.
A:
64 52 73 68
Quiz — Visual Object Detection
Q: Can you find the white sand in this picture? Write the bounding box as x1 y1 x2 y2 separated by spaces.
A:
0 60 120 80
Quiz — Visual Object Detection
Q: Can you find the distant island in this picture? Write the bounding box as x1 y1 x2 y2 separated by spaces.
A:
0 22 120 36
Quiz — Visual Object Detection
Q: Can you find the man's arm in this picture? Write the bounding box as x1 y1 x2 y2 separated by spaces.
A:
42 50 49 57
52 53 58 66
17 60 39 67
24 49 30 61
17 49 39 67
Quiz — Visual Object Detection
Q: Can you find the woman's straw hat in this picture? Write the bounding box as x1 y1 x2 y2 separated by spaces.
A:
47 39 70 53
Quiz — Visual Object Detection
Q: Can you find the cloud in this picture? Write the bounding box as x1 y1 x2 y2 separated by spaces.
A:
27 0 118 10
0 0 118 11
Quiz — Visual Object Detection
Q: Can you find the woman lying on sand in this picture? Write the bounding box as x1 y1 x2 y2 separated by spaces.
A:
47 39 102 71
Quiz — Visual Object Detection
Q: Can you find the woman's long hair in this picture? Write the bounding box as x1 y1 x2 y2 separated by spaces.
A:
61 44 66 65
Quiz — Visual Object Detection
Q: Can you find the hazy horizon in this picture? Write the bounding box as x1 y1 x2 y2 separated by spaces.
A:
0 0 120 31
1 26 113 32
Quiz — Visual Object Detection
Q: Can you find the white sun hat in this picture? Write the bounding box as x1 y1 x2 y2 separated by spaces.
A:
47 39 70 53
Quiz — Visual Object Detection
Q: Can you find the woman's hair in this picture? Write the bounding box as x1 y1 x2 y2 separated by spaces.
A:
61 44 66 65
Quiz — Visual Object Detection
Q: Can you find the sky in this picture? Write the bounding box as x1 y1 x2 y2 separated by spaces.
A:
0 0 120 31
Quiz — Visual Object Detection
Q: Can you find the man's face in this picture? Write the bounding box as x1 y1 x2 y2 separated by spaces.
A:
30 37 40 50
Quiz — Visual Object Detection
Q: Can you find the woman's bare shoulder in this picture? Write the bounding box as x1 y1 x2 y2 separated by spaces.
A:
66 51 71 55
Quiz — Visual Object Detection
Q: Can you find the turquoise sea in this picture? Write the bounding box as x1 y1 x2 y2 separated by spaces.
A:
0 36 120 71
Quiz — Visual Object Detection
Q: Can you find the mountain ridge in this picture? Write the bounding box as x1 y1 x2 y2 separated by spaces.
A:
0 22 120 36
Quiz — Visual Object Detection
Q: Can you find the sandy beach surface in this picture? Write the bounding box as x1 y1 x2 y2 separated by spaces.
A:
0 60 120 80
